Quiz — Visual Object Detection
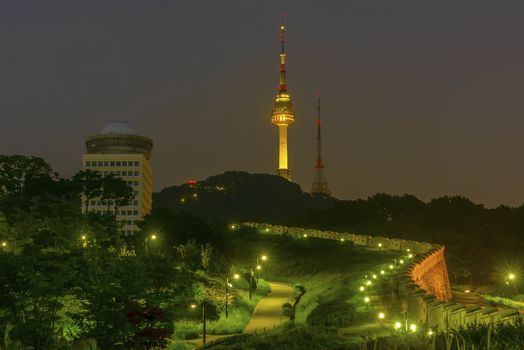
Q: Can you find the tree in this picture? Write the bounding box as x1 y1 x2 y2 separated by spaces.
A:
72 169 103 212
100 174 134 215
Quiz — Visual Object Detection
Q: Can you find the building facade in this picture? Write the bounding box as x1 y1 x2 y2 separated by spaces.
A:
82 122 153 235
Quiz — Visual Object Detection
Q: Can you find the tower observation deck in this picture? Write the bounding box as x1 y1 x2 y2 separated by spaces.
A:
270 18 295 181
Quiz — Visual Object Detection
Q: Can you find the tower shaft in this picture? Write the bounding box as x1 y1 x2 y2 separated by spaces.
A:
271 16 295 181
278 125 291 180
311 94 331 196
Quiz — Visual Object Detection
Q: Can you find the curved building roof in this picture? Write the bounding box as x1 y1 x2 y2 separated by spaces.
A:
85 121 153 159
101 121 136 135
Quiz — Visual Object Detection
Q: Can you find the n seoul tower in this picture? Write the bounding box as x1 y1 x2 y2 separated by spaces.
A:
270 17 295 181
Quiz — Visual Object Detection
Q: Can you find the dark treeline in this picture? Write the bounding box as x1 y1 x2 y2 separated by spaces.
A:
155 172 524 284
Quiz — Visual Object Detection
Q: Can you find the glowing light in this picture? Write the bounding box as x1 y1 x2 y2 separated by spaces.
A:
410 324 417 332
464 289 471 293
340 238 345 242
394 322 401 329
389 265 394 269
378 243 382 248
366 280 372 286
408 254 413 259
364 297 370 303
192 193 198 199
265 228 270 232
303 234 308 238
508 273 516 281
280 25 285 30
399 259 404 264
261 255 267 261
407 248 410 252
257 265 261 270
378 312 385 320
230 224 236 230
150 234 157 240
359 286 365 292
380 270 385 275
180 198 186 203
1 242 6 247
81 235 87 240
190 304 197 309
372 274 377 279
428 329 434 336
234 274 240 279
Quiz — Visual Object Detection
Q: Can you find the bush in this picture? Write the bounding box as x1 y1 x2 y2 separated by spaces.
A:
306 300 357 328
184 331 199 340
282 303 293 317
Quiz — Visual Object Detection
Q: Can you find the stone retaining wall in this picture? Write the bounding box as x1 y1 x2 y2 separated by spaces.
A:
241 222 520 331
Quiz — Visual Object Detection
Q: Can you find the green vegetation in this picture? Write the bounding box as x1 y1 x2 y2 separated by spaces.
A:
0 156 269 349
154 171 524 286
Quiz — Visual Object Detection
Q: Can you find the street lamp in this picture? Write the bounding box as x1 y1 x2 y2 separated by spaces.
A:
394 321 401 330
190 303 207 348
364 296 370 303
1 241 6 248
145 232 158 255
359 286 365 292
409 324 417 332
225 274 240 318
378 312 385 326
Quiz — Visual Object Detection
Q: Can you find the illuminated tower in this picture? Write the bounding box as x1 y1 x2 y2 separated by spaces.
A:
270 17 295 181
311 94 331 196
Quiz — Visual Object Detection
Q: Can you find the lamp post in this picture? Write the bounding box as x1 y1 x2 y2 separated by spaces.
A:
249 267 254 300
144 233 157 255
191 303 207 348
226 274 240 318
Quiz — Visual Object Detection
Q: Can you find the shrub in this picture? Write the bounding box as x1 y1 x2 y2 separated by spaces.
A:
306 300 357 328
184 331 199 340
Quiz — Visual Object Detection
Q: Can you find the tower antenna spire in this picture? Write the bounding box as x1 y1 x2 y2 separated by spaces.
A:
279 14 287 93
311 92 331 196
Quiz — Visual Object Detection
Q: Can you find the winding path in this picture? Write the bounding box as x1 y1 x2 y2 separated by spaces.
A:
244 282 294 333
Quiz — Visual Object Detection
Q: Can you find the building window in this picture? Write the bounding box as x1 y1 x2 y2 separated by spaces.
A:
127 220 132 225
110 161 115 166
133 210 138 216
133 200 139 206
97 161 103 166
134 171 139 176
104 161 109 166
134 161 139 166
134 181 139 186
127 210 132 215
86 161 91 167
134 190 139 196
116 161 121 166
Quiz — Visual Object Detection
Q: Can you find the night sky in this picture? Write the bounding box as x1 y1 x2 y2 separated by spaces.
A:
2 1 524 207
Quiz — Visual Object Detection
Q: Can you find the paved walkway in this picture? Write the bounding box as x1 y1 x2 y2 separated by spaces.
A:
244 282 294 333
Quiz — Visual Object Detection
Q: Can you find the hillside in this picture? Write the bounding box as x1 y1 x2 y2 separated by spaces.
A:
153 171 335 223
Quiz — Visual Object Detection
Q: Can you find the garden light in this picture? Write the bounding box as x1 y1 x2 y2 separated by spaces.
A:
394 322 401 329
410 324 417 332
364 297 370 303
378 312 385 320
